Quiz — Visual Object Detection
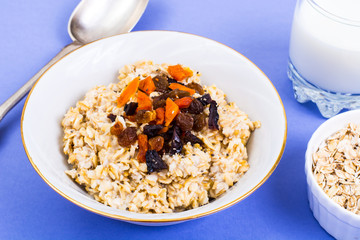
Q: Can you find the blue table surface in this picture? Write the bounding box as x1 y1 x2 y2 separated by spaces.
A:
0 0 334 239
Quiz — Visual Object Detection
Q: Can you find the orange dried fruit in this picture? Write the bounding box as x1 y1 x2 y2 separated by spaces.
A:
174 97 193 109
168 83 196 95
165 98 179 126
139 76 156 95
137 90 153 111
117 77 139 107
168 64 193 82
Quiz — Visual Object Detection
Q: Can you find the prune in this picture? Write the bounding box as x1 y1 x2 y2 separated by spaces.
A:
107 113 117 122
208 100 219 130
193 113 207 132
197 93 212 106
149 136 164 152
135 110 156 124
175 112 193 132
124 102 138 116
110 122 124 135
183 131 203 146
146 150 168 173
143 124 164 139
167 89 190 99
185 98 204 114
187 82 204 95
117 127 137 147
153 75 169 93
169 126 183 155
167 78 181 84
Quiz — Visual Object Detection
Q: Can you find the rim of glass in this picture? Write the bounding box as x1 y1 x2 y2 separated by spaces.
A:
306 0 360 27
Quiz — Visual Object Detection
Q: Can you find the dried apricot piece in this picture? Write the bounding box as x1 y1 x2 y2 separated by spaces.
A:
167 64 193 82
165 98 180 126
137 90 152 111
137 134 148 163
155 107 165 125
169 83 196 95
139 76 156 95
174 97 193 109
117 77 139 107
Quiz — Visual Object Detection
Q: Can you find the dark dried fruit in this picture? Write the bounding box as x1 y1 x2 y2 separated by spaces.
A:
193 113 207 132
152 98 167 109
187 82 204 95
153 75 169 93
117 127 137 147
135 110 156 124
149 136 164 152
167 78 182 84
110 122 124 135
124 102 138 116
197 93 212 106
143 124 164 139
208 100 219 130
175 112 193 132
183 131 203 146
146 150 168 173
185 98 204 114
169 126 183 155
107 113 117 122
168 89 190 99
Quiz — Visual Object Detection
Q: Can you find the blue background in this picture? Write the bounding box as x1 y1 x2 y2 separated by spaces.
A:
0 0 333 239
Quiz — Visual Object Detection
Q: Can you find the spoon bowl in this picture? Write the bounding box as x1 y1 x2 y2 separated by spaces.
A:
69 0 149 44
0 0 148 121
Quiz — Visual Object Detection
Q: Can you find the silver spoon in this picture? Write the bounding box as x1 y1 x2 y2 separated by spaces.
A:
0 0 148 121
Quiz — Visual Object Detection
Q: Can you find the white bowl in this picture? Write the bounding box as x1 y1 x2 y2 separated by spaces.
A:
305 109 360 239
21 31 287 225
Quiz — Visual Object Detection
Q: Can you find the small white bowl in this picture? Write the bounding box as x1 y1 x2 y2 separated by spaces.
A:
21 31 286 225
305 110 360 239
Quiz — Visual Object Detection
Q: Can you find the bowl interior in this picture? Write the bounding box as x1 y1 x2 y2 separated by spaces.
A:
22 31 286 222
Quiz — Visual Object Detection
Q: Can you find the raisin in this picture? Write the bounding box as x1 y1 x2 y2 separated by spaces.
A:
152 98 167 109
208 100 219 130
117 127 137 147
183 131 203 146
169 126 183 155
135 110 156 124
193 113 207 132
175 112 194 132
149 136 164 151
168 89 190 99
197 93 212 106
146 150 168 173
143 124 164 139
153 75 169 93
184 98 204 114
107 113 117 122
124 102 138 116
110 122 124 135
187 82 204 95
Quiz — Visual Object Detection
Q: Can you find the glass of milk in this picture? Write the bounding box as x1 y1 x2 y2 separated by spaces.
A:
288 0 360 118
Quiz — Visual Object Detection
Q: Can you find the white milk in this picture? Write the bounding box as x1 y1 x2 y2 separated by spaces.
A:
289 0 360 93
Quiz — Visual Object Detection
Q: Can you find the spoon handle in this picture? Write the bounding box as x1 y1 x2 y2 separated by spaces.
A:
0 41 82 121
